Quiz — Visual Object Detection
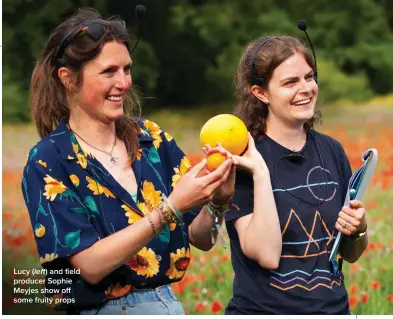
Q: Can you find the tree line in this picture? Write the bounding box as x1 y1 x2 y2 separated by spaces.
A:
3 0 393 122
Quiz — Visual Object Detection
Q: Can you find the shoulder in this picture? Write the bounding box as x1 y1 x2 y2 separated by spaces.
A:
311 130 351 176
25 135 60 167
311 130 346 155
136 117 175 144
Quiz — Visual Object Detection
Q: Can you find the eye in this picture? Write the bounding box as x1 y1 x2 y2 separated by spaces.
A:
306 74 314 81
284 80 297 86
124 65 132 74
103 67 116 74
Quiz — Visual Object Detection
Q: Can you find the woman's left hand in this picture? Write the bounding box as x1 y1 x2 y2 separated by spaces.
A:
335 200 367 236
202 143 235 204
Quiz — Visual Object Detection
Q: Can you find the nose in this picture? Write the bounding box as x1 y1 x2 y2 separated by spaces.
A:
115 71 131 91
298 78 313 95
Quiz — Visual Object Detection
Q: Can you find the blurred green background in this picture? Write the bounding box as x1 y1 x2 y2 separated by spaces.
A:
2 0 393 315
3 0 393 122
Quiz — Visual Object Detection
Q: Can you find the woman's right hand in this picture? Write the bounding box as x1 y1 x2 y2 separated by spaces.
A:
167 157 234 214
232 132 269 178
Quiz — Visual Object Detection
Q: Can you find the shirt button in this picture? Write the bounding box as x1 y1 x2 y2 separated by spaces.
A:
156 255 162 262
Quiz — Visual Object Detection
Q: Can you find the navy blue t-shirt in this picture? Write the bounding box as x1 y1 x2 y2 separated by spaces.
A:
225 131 352 315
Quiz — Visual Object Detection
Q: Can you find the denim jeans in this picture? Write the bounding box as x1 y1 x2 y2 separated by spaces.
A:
79 284 185 315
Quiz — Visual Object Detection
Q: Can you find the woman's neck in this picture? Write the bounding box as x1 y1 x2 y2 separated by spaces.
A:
68 110 117 151
265 115 307 152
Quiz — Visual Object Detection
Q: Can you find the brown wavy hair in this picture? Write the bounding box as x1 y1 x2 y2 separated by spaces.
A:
234 36 322 140
30 8 141 162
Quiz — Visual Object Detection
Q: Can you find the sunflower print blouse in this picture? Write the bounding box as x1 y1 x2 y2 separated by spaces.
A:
21 119 197 312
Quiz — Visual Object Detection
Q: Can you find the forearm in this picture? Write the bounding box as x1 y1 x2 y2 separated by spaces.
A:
242 173 282 268
339 232 369 263
189 206 223 251
70 210 163 284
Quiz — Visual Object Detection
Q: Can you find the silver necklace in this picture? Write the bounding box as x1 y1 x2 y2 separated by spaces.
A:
71 129 119 166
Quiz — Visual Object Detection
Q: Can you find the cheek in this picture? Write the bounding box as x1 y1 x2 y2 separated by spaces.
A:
278 89 297 104
269 86 292 103
80 77 107 102
77 86 105 110
126 75 132 89
82 87 101 105
312 81 319 96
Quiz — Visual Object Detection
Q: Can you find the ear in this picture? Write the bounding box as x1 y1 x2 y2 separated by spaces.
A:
58 67 76 91
251 85 269 104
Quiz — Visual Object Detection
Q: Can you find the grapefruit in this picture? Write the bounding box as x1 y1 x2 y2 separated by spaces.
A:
200 114 248 155
207 153 227 171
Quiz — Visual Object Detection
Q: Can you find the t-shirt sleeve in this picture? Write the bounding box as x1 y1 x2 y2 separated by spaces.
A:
21 149 100 267
159 130 199 226
225 168 255 223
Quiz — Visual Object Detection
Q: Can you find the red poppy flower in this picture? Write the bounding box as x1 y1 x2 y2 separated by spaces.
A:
349 296 359 309
211 300 223 313
370 281 381 289
348 284 357 295
195 301 206 312
350 263 360 272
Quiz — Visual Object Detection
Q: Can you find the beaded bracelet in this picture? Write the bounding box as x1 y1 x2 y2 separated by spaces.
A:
156 207 166 227
165 198 184 225
158 201 178 224
147 212 160 236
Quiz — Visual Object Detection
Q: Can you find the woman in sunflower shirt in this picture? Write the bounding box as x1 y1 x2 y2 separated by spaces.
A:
21 8 245 315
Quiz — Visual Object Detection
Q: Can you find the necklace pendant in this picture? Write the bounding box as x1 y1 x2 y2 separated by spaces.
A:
110 156 119 166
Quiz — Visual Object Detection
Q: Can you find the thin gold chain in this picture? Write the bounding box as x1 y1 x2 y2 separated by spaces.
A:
70 127 119 165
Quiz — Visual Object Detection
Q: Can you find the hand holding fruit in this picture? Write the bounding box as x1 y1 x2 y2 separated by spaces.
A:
200 114 248 204
232 133 269 177
200 114 249 157
202 143 235 204
199 114 268 177
167 156 234 214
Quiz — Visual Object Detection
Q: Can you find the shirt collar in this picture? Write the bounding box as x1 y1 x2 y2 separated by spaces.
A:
50 119 155 160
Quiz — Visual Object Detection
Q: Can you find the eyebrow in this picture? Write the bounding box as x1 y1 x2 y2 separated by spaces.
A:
280 70 314 84
102 61 133 69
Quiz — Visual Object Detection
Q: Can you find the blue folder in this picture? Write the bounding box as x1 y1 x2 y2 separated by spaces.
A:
329 148 378 276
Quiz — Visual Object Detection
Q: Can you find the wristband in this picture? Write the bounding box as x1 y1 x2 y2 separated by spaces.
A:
158 201 178 224
165 198 184 225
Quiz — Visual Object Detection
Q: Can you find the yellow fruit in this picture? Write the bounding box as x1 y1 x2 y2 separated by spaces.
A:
200 114 248 155
207 153 227 171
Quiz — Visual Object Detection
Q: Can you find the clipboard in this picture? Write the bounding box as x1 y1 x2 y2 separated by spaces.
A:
329 148 378 276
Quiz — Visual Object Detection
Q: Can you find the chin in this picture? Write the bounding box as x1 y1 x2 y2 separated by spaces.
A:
103 109 124 123
299 107 315 119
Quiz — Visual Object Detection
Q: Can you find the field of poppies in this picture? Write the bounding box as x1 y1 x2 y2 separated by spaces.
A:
2 101 393 314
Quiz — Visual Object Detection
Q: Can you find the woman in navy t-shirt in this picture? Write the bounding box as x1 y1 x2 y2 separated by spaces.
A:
224 36 369 315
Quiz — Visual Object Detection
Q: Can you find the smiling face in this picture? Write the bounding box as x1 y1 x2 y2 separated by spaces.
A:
256 52 318 128
70 41 132 124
